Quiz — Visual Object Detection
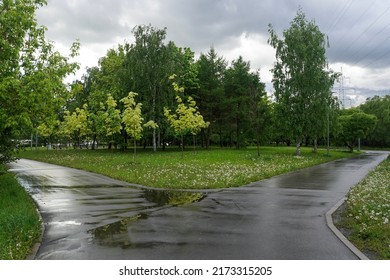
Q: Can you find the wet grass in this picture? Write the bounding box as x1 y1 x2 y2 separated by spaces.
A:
0 165 41 260
20 146 357 189
340 156 390 259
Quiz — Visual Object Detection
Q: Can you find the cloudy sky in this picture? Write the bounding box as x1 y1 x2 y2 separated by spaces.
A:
36 0 390 107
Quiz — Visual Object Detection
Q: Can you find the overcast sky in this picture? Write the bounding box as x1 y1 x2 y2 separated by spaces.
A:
36 0 390 107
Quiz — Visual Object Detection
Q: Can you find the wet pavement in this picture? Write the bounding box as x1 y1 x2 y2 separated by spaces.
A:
7 151 389 260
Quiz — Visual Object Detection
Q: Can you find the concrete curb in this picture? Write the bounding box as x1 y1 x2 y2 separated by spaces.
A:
25 206 45 260
326 198 369 260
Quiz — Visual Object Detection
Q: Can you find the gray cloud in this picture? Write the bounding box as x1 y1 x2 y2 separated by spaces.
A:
36 0 390 101
37 0 129 44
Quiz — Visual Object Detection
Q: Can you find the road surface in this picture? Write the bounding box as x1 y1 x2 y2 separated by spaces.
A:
8 151 388 259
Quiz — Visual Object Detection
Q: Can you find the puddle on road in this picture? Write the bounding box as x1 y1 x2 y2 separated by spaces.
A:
89 189 205 248
143 189 205 206
89 213 147 248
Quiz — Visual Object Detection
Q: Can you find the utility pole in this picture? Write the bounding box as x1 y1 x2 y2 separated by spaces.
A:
338 67 350 108
339 67 345 108
327 103 330 157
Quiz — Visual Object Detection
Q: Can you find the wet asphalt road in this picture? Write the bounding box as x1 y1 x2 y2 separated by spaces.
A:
8 151 389 260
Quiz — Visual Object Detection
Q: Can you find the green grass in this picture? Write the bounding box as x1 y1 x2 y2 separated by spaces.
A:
341 156 390 259
20 146 357 189
0 165 41 260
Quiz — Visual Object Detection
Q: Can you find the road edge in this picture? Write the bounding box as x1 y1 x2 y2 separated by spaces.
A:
25 204 45 260
326 198 369 260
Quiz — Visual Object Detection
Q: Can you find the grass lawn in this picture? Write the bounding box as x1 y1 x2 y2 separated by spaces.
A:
340 155 390 259
20 146 357 189
0 165 41 260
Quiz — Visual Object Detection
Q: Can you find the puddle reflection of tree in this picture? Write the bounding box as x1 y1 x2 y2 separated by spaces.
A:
90 214 146 248
144 189 205 206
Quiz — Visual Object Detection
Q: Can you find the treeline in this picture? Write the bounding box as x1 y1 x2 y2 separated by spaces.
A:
36 21 389 154
38 25 272 152
2 2 389 165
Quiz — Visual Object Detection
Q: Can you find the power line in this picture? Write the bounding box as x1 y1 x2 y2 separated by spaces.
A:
334 0 376 48
342 5 390 56
348 12 390 66
325 0 354 35
361 39 390 68
352 35 390 67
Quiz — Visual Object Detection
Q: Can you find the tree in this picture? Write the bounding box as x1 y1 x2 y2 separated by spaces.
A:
224 56 256 148
196 48 227 147
60 104 90 148
268 9 335 156
120 92 144 158
124 25 168 152
164 76 209 154
309 70 340 153
338 109 377 152
359 95 390 147
37 117 60 148
167 45 200 93
249 86 272 156
100 47 126 92
0 0 79 163
102 94 122 136
96 94 122 148
94 47 127 147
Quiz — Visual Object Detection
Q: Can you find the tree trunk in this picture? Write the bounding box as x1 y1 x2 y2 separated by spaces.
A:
236 116 240 149
193 135 196 151
313 138 318 153
219 127 223 148
152 85 157 152
153 127 157 152
347 141 354 153
206 126 211 149
295 136 301 156
157 130 161 149
162 128 166 151
121 130 128 152
35 131 38 150
92 134 97 150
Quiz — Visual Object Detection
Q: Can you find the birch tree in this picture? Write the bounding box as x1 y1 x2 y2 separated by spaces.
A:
268 9 335 156
125 25 167 152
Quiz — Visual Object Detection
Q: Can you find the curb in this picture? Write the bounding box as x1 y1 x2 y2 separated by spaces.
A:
326 198 369 260
25 206 45 260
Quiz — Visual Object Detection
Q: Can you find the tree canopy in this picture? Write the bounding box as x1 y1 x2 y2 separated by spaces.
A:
268 10 338 155
1 5 386 162
338 109 377 152
359 95 390 147
0 0 79 163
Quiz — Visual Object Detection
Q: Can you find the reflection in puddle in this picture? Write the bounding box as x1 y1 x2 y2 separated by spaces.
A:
144 189 205 206
89 213 147 248
89 189 205 248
